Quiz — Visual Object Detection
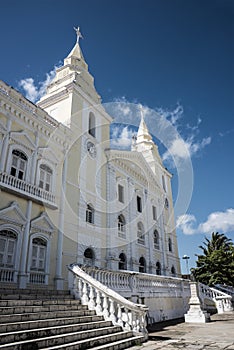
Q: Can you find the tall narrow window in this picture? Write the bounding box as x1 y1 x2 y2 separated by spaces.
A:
39 164 53 191
137 195 142 212
86 204 94 224
139 256 146 273
118 184 124 203
119 253 127 270
168 237 172 252
153 230 160 250
0 230 17 267
30 237 46 271
152 206 157 220
88 112 96 138
118 214 126 238
165 198 169 209
156 261 161 275
10 150 27 180
137 222 145 245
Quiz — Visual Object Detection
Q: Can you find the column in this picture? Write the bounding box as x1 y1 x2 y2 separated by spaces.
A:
18 200 32 289
128 177 137 271
55 150 68 290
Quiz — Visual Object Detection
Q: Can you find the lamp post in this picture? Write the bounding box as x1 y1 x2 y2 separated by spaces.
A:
182 255 190 275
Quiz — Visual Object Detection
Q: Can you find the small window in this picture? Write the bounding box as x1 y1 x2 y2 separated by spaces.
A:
118 184 124 203
118 214 126 238
119 253 127 270
171 265 176 276
39 164 53 191
153 230 160 250
152 206 157 220
137 222 145 245
139 256 146 273
10 150 27 180
31 237 47 271
84 248 95 266
137 196 142 212
88 112 96 138
86 204 94 224
156 261 161 275
165 198 169 209
168 237 172 252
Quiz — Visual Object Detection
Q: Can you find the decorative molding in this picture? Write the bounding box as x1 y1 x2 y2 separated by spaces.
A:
0 201 27 227
30 212 55 234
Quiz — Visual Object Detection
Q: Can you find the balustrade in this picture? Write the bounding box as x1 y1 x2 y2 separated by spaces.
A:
198 283 233 313
0 172 56 208
68 263 148 339
0 268 15 283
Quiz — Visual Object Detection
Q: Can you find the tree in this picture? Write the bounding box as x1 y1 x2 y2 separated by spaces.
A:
191 232 234 287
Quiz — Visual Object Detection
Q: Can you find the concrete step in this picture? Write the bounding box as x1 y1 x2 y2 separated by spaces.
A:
0 326 125 349
0 293 73 300
0 288 71 296
0 314 104 333
0 308 96 323
0 298 80 307
41 332 142 350
0 320 113 344
0 303 87 314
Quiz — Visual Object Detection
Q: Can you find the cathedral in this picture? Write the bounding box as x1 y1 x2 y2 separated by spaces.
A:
0 30 181 290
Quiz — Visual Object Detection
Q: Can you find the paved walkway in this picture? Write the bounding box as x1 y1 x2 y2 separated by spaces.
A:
130 312 234 350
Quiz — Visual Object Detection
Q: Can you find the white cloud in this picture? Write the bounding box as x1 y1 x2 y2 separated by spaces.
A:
177 209 234 235
111 126 134 149
18 66 58 103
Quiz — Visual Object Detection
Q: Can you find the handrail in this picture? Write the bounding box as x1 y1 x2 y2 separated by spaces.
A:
68 263 148 338
198 282 233 314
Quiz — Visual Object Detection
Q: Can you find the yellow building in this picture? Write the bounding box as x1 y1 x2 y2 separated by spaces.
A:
0 32 180 290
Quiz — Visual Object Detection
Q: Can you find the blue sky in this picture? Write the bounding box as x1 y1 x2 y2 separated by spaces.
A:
0 0 233 274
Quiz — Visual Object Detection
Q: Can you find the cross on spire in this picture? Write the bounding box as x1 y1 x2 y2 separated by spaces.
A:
74 26 83 43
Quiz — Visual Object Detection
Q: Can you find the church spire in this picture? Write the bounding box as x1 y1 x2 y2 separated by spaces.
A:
64 26 87 68
137 105 152 142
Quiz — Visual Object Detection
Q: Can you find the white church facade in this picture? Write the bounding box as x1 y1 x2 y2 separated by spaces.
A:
0 31 181 291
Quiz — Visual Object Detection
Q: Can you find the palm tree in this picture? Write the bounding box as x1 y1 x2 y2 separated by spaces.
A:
191 232 234 287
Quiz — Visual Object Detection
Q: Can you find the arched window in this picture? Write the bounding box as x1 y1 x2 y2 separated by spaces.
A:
139 256 146 273
30 237 47 271
86 204 94 224
137 222 145 245
84 247 95 266
153 230 160 250
88 112 96 138
10 149 27 180
156 261 161 275
39 164 53 191
0 230 17 268
168 237 172 252
165 198 169 209
119 253 127 270
118 214 126 238
171 265 176 276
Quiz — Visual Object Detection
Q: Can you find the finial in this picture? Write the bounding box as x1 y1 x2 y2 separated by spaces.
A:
74 26 83 44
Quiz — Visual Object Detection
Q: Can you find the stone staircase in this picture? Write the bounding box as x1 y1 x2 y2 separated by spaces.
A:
0 288 144 349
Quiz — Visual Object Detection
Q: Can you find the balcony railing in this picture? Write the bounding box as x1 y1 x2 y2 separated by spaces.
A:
0 172 57 209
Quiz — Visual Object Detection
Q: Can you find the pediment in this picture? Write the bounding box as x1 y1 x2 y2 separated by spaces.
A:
37 147 59 165
0 202 27 226
31 212 55 234
10 131 36 150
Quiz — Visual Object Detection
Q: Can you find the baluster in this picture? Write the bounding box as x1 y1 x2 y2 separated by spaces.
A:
88 285 95 310
102 294 109 319
95 289 102 315
109 299 116 324
132 311 140 332
117 304 124 328
123 307 131 330
82 281 89 305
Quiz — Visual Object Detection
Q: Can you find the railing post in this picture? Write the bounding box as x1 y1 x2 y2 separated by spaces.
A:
184 282 210 323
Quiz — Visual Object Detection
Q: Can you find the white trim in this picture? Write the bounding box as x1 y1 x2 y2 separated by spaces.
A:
35 159 56 193
6 143 32 183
